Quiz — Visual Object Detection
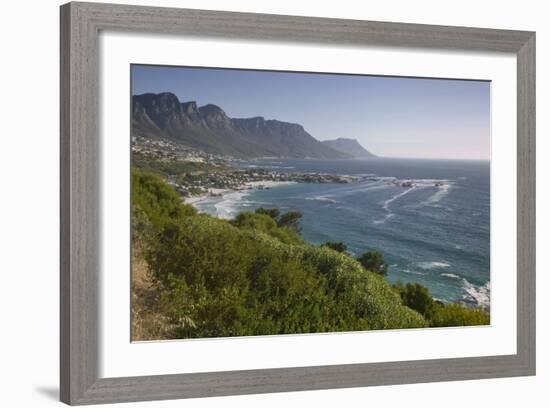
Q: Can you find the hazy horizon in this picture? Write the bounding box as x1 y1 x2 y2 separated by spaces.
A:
132 65 491 160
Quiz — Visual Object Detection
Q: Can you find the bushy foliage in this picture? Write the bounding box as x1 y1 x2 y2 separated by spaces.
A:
231 211 304 245
132 168 487 339
394 282 436 320
132 205 153 244
277 210 303 230
298 246 426 330
321 241 348 253
430 303 490 327
394 281 490 327
358 250 388 276
132 168 196 230
132 169 427 338
254 207 281 219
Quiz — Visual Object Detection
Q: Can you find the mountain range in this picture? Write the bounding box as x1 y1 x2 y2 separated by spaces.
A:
132 92 374 159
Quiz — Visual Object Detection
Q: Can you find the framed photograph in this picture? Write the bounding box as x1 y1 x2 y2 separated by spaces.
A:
60 2 535 405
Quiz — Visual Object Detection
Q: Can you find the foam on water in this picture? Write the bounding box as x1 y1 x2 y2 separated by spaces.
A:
461 280 490 309
373 186 416 224
213 191 251 219
420 183 452 206
382 188 415 210
305 195 337 204
441 272 460 279
373 213 394 224
417 261 451 269
372 177 453 224
402 269 427 276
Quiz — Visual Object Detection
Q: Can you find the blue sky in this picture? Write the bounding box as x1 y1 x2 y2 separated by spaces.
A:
132 65 490 160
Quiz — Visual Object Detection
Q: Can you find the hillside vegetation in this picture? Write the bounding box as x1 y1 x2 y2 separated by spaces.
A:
131 168 488 340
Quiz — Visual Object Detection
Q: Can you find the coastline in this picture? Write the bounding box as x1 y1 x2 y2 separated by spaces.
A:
176 160 489 309
184 180 297 206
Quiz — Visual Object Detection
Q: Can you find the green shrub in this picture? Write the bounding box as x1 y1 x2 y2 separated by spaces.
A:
132 168 196 229
431 303 490 327
321 241 348 253
299 246 427 330
133 168 429 338
394 281 490 327
277 210 303 230
132 205 153 244
232 211 278 232
394 282 436 320
232 211 303 245
357 250 388 276
254 207 281 219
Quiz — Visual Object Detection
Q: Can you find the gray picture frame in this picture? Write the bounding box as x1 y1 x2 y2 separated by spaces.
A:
60 2 536 405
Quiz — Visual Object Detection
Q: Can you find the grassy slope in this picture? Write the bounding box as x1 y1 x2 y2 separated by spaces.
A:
132 168 427 339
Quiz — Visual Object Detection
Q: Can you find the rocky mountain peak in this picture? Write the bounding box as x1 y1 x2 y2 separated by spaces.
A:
181 101 199 115
199 104 226 117
132 92 356 159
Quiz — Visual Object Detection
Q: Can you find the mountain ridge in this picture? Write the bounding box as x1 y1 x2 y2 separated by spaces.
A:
322 138 377 159
132 92 352 159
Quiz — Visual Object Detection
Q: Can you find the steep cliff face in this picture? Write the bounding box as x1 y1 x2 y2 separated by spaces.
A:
132 92 352 159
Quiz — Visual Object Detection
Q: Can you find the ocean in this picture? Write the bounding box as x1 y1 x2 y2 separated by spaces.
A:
194 158 490 308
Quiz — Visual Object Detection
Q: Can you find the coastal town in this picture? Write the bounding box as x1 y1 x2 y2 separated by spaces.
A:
132 136 449 205
132 135 366 203
132 136 449 208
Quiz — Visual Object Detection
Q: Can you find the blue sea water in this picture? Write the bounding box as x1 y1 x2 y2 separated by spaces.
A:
195 158 490 308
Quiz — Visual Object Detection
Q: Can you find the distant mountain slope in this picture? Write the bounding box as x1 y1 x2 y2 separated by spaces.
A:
322 138 377 159
132 92 351 159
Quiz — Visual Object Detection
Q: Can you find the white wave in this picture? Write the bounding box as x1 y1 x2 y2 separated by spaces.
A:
382 188 415 210
417 261 451 269
410 178 449 185
380 178 449 210
373 213 394 224
377 177 453 208
441 272 460 279
213 191 250 219
402 269 426 276
426 183 452 205
373 186 416 224
305 195 337 204
372 177 452 224
461 280 490 309
415 181 453 207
